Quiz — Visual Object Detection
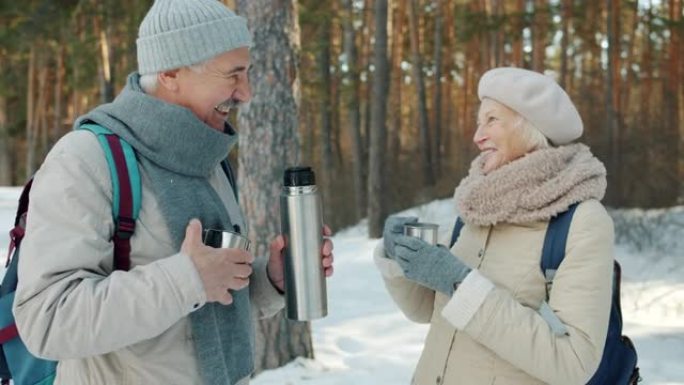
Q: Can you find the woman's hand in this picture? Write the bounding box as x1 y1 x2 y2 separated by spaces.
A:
393 235 471 296
382 216 418 258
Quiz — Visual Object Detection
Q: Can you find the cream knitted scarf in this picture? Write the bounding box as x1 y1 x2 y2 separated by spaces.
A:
454 143 607 226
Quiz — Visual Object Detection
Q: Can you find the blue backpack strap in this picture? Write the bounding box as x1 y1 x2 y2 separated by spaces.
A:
220 159 238 198
540 203 579 282
79 123 141 271
449 217 465 248
539 203 579 337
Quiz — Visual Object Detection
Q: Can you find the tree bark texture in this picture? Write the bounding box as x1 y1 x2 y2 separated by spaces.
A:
432 0 444 177
368 0 390 238
408 0 435 186
0 80 10 185
235 0 313 374
318 12 334 200
342 0 366 220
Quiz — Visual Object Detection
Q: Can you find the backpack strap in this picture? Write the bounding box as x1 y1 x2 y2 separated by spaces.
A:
5 180 33 268
219 159 243 234
539 202 580 336
0 323 18 345
541 203 580 283
612 260 624 328
79 123 141 271
449 217 465 248
220 159 238 199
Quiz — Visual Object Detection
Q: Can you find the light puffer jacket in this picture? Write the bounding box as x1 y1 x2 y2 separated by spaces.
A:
375 199 614 385
13 130 284 385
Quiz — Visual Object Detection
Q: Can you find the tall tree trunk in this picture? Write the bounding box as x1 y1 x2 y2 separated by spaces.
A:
606 0 622 205
52 43 65 148
25 46 37 180
37 64 49 159
0 97 8 185
306 100 316 164
559 0 571 89
432 0 443 177
408 0 435 186
368 0 389 238
668 0 682 202
678 0 684 202
342 0 366 220
362 0 374 159
490 0 503 67
389 0 406 172
476 0 487 67
94 1 115 103
329 4 344 168
0 56 10 185
679 0 684 203
235 0 312 373
460 61 471 175
512 0 525 67
532 0 546 71
318 14 334 201
444 0 459 164
621 0 639 116
637 2 655 206
71 13 86 120
444 80 454 162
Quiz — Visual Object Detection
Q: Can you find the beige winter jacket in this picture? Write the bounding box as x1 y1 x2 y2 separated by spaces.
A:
13 131 285 385
375 199 614 385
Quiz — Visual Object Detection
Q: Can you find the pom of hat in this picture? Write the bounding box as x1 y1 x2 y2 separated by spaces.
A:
136 0 253 75
477 67 583 145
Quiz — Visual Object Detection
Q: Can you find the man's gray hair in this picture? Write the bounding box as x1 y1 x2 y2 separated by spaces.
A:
139 73 158 93
138 61 208 94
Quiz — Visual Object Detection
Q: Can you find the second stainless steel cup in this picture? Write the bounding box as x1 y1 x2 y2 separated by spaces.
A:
404 223 439 245
203 229 251 251
280 166 327 321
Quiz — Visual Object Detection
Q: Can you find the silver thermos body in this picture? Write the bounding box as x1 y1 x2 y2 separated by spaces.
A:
280 166 328 321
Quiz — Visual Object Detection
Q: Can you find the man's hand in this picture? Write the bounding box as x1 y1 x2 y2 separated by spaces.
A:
267 225 335 293
182 219 254 305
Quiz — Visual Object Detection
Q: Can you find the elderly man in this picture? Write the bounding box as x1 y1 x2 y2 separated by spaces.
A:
12 0 334 384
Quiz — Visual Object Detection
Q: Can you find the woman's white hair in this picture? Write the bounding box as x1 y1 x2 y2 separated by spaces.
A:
514 116 551 150
138 61 209 94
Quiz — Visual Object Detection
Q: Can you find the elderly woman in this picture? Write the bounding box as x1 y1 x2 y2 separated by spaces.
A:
375 67 614 384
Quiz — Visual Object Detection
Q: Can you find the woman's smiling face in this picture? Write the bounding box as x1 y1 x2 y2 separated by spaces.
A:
473 98 535 174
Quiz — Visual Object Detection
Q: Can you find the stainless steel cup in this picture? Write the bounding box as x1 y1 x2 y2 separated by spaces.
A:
203 229 251 251
404 223 439 245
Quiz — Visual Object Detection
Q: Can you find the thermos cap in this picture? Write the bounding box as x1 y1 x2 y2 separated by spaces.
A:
284 166 316 187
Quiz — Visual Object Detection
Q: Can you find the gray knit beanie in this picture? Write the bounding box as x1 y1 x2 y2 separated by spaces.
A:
137 0 253 75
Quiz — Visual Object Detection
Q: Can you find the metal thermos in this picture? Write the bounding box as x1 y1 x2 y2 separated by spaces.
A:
280 166 327 321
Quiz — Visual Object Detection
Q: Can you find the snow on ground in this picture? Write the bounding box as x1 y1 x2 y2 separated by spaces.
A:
1 187 682 384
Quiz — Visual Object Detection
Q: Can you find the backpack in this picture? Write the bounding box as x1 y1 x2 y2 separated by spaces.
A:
0 123 141 385
449 203 641 385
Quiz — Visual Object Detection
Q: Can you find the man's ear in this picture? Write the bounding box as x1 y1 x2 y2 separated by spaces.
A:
157 69 181 92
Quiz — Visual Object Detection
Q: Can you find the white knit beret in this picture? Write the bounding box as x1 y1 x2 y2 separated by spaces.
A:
477 67 583 145
137 0 253 75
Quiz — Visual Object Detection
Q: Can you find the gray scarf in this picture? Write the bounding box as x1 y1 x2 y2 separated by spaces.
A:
454 143 607 226
76 73 253 385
